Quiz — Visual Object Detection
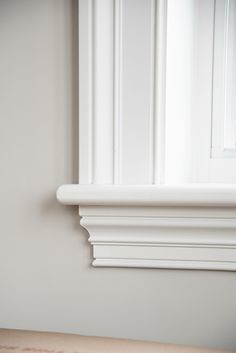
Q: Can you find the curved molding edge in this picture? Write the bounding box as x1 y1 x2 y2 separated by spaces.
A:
57 184 236 207
57 184 236 271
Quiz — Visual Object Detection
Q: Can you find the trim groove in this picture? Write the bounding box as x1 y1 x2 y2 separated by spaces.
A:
114 0 123 184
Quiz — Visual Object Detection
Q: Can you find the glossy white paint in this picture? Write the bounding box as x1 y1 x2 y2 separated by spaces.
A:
57 0 236 271
79 0 168 185
57 184 236 270
57 184 236 207
82 208 236 271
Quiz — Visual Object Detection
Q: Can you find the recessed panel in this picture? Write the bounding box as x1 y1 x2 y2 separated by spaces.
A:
119 0 154 184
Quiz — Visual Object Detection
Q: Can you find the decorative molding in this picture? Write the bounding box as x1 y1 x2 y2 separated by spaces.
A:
57 184 236 207
57 185 236 271
57 1 236 271
80 0 165 185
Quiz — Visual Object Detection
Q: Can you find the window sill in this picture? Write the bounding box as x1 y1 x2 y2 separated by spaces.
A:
57 184 236 271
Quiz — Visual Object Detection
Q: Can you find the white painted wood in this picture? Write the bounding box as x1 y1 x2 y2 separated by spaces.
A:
79 205 236 218
79 0 114 184
79 0 93 183
154 0 167 184
120 0 154 184
57 0 236 271
79 0 167 185
57 182 236 270
79 0 236 185
191 0 215 183
113 0 122 184
211 0 228 160
57 184 236 207
93 259 236 271
82 215 236 231
78 205 236 271
93 0 114 183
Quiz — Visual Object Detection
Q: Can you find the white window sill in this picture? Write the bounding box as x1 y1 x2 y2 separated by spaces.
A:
57 184 236 207
57 184 236 271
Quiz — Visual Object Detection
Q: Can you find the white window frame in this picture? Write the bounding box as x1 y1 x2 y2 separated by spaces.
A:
212 0 236 159
57 0 236 271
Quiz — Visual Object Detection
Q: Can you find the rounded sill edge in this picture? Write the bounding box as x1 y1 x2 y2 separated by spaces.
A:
56 184 236 207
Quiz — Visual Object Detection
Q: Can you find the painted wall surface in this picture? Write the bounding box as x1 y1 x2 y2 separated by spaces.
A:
0 1 236 351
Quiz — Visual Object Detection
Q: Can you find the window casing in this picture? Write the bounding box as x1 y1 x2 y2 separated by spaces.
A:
57 0 236 271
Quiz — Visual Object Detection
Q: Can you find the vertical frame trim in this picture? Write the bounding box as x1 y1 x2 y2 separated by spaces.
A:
114 0 123 184
154 0 167 184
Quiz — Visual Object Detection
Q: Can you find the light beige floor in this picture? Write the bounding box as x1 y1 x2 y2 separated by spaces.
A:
0 329 234 353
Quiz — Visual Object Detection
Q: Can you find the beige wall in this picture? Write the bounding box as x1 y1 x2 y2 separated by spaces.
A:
0 1 236 351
